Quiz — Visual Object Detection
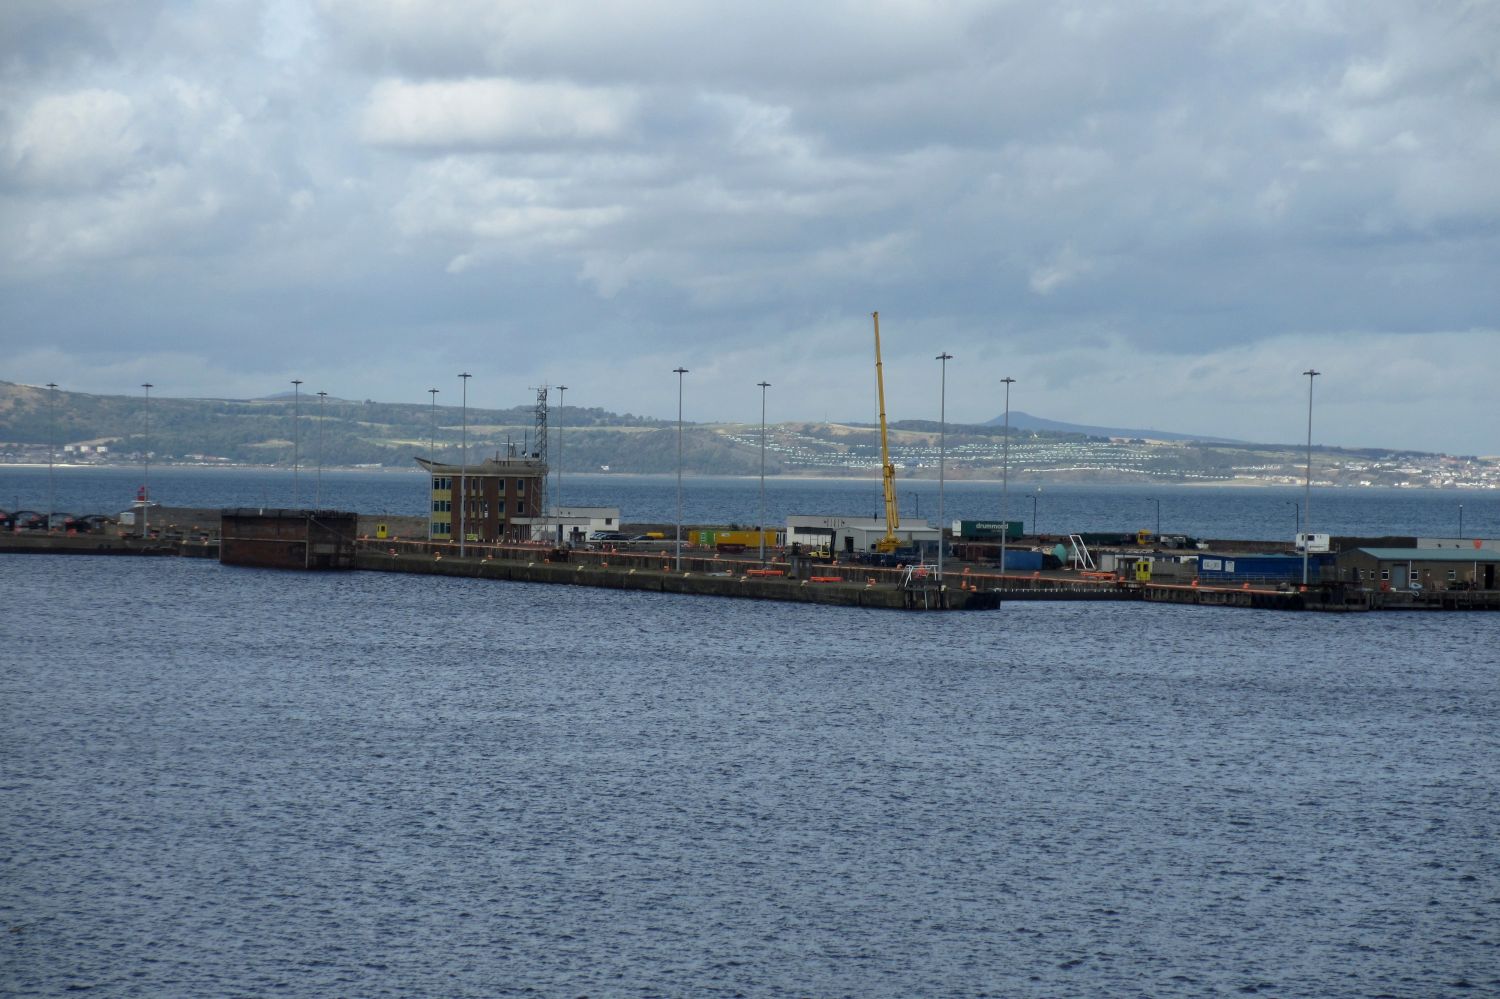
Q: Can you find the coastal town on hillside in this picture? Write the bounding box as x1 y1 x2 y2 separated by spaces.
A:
4 424 1496 490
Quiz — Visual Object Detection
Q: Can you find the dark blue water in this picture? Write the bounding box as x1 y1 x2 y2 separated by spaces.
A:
3 556 1497 996
3 465 1496 540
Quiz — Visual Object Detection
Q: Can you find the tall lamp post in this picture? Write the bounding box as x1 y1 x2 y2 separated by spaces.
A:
1151 497 1161 543
46 383 58 531
316 391 327 506
141 383 153 537
674 367 689 571
757 380 771 565
1288 500 1299 544
1302 368 1320 586
1458 503 1463 540
1030 491 1038 539
1000 376 1015 577
936 353 952 582
556 385 568 530
291 379 303 505
427 388 439 542
458 372 471 557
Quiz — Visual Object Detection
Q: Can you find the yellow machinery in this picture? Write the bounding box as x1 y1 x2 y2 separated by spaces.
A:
872 311 902 553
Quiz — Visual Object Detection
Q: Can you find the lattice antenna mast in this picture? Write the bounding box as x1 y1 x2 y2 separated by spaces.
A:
533 385 549 515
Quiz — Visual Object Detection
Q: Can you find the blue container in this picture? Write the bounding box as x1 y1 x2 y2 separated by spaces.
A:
997 549 1043 571
1197 553 1333 582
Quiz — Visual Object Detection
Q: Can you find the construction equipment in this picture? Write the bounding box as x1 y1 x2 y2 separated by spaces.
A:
872 311 901 553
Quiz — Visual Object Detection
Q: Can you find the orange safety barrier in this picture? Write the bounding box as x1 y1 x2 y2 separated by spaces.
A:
809 576 842 583
746 568 784 577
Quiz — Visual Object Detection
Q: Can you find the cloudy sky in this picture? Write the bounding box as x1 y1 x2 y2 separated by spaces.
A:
4 0 1497 453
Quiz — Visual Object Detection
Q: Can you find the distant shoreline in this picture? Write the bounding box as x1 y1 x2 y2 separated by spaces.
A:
1 462 1495 491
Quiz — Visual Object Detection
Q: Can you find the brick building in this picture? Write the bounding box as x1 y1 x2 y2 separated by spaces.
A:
416 455 547 543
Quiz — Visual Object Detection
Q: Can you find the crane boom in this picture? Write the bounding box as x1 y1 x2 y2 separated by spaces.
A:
872 311 901 552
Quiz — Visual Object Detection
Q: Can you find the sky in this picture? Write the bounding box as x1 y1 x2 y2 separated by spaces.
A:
3 0 1497 454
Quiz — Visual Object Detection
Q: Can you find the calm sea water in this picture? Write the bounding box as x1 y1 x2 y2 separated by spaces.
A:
3 556 1497 996
2 465 1496 540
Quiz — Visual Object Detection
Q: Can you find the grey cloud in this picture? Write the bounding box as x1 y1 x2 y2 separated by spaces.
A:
1 0 1496 454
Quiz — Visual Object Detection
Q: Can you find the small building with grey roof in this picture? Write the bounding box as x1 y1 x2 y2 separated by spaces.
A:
1336 546 1500 591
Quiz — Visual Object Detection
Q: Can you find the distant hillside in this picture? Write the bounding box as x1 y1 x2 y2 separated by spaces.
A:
1 381 1493 489
984 410 1245 444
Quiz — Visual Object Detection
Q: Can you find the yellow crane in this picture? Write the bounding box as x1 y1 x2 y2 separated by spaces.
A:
872 311 902 553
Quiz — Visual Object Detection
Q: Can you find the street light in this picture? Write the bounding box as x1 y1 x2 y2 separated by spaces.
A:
1000 376 1015 578
556 385 568 528
141 383 153 537
458 372 471 557
757 380 771 565
316 391 327 506
1288 500 1299 543
291 379 303 506
1151 497 1161 543
1030 491 1038 539
46 383 58 531
1458 503 1463 540
936 353 952 584
674 367 688 571
1302 368 1320 586
427 388 439 542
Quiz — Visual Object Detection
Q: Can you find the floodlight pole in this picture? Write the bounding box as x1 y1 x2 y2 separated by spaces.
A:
459 372 471 557
556 385 568 523
936 353 952 583
1302 368 1320 586
674 367 688 571
1151 497 1161 542
316 391 327 506
291 379 303 506
141 383 153 537
428 388 439 542
758 380 770 565
1000 376 1015 578
46 383 58 531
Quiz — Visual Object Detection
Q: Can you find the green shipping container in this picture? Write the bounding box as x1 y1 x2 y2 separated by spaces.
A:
957 520 1023 540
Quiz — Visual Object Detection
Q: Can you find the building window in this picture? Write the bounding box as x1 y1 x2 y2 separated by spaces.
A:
1448 569 1457 581
1380 568 1389 581
516 479 525 493
516 502 524 514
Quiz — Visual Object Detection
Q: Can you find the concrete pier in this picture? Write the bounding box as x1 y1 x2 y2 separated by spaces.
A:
352 548 1001 610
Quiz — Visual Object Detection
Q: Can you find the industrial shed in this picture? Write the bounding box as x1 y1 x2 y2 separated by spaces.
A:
1336 547 1500 591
